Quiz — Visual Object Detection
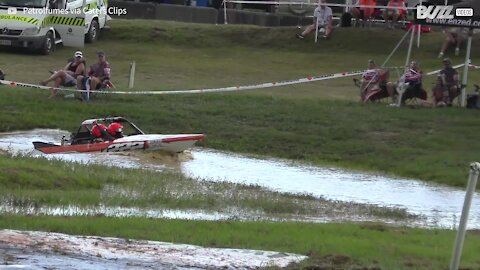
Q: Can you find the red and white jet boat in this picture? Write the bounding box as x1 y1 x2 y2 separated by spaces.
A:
33 117 204 154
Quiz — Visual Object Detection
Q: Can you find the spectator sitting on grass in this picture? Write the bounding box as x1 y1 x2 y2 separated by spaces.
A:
40 51 86 98
438 28 467 58
432 58 460 107
398 60 426 103
76 51 112 100
296 0 333 40
359 59 395 102
382 0 406 29
350 0 376 27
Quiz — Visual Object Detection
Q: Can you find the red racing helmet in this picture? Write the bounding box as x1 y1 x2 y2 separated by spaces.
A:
107 122 124 137
91 124 107 138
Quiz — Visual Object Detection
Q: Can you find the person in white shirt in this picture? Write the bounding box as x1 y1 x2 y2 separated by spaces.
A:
296 0 333 40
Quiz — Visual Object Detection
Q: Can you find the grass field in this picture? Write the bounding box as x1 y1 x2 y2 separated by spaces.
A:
1 20 480 187
1 19 480 269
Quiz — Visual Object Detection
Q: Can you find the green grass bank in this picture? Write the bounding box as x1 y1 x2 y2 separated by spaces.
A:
1 216 480 269
1 20 479 187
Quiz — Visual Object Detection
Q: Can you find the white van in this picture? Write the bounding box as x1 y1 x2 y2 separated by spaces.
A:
0 0 109 54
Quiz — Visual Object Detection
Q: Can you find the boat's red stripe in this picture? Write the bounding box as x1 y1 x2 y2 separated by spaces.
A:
161 135 205 143
37 142 113 154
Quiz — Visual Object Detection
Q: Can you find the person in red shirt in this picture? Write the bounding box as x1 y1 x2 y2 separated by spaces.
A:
383 0 406 29
350 0 376 27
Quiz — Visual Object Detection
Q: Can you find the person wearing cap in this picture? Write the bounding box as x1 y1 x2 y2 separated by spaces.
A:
433 58 460 106
77 51 112 98
296 0 333 40
41 51 86 98
359 59 395 102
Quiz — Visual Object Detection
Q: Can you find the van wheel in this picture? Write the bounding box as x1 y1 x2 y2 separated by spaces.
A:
86 20 99 43
40 32 55 55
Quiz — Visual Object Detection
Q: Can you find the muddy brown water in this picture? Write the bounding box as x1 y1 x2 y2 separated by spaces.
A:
0 129 479 229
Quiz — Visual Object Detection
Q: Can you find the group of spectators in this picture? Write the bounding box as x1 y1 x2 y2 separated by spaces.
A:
358 58 461 107
296 0 408 40
41 50 112 100
350 0 407 29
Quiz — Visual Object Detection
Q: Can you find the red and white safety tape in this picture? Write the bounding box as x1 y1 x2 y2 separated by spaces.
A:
0 64 476 96
0 69 367 95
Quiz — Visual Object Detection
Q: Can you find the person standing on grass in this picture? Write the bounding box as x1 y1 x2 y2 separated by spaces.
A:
382 0 406 29
296 0 333 40
41 51 86 98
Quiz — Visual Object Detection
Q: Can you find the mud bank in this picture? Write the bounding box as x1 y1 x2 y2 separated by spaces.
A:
0 230 306 269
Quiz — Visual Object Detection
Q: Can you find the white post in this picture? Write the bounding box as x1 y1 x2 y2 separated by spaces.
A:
223 0 228 24
417 25 421 48
128 61 136 89
460 28 473 107
396 25 415 107
449 162 480 270
314 14 320 43
404 25 415 71
417 0 423 48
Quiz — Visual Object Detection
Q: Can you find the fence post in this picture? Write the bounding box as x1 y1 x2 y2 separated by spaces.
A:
449 162 480 270
128 61 136 89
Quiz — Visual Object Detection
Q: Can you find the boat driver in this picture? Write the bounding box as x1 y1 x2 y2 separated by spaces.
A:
107 123 124 139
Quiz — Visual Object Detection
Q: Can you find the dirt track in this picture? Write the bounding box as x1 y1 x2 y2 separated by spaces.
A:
0 230 306 270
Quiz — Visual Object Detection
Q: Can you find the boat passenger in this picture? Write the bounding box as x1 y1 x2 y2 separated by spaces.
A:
91 123 114 141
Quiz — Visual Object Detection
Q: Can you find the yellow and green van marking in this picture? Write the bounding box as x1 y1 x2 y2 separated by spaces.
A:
41 16 85 27
0 14 38 25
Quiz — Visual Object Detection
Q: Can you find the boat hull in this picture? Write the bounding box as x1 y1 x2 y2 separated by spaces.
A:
33 134 204 154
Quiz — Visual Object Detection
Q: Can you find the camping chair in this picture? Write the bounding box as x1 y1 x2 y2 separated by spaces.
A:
399 82 428 106
353 78 391 103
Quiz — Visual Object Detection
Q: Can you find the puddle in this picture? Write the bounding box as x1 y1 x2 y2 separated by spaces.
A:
0 129 479 229
181 149 480 229
0 230 306 269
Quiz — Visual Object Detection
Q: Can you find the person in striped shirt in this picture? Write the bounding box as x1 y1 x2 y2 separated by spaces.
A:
399 60 425 103
359 59 395 102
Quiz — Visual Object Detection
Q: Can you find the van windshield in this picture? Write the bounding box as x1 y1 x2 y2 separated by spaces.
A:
0 0 47 8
